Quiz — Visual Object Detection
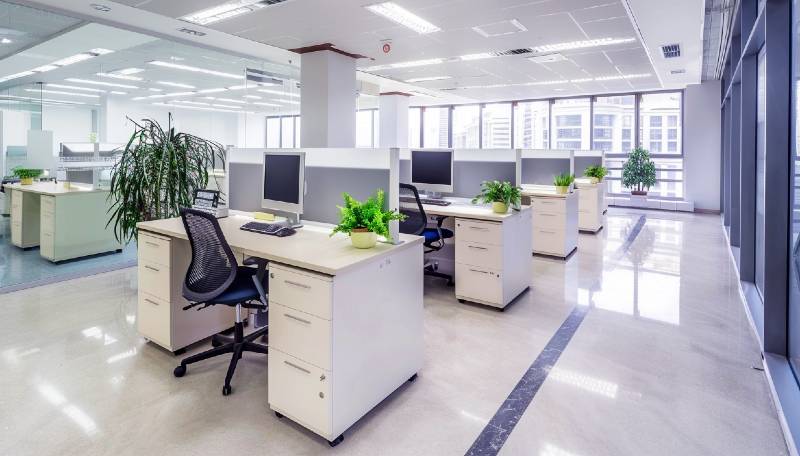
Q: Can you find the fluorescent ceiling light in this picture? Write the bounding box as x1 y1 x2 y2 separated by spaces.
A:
243 95 261 99
253 101 281 107
110 91 127 95
212 103 241 109
52 53 95 66
0 38 11 44
569 78 593 83
153 102 245 114
32 65 59 73
47 84 106 93
226 84 249 90
148 91 196 99
362 58 445 72
181 0 271 26
459 53 495 61
66 78 139 89
0 48 115 85
0 71 34 83
532 37 636 53
157 81 196 89
198 87 227 94
272 99 300 105
257 88 300 97
148 61 244 80
174 100 210 106
25 89 100 98
131 97 147 101
148 88 163 92
216 98 246 104
365 2 441 34
117 67 144 75
97 72 143 81
405 76 451 83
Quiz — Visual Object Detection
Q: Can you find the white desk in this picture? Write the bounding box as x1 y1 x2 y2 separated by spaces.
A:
419 199 532 309
521 185 579 258
7 182 121 261
575 180 605 232
136 212 424 444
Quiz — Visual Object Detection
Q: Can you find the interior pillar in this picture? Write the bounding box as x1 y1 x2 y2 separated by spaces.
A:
299 49 357 147
379 93 410 148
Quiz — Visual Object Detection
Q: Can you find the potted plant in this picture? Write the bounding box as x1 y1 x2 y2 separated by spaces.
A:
12 167 43 185
583 165 608 184
622 147 657 196
330 189 406 249
107 114 226 243
553 173 575 194
472 180 521 214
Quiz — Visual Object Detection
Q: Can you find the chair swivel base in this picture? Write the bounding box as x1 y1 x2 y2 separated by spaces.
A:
173 321 268 396
424 264 453 286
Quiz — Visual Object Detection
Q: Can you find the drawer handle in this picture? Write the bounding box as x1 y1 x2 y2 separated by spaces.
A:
284 313 311 325
145 241 159 247
144 298 159 306
469 269 490 275
145 265 160 272
284 360 310 374
284 280 311 290
540 213 556 217
538 230 556 234
468 226 488 231
467 245 488 250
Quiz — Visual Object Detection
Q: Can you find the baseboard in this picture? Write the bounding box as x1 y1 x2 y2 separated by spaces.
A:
694 208 722 214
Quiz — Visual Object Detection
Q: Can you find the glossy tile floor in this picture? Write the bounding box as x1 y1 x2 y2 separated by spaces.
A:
0 215 137 292
0 209 788 455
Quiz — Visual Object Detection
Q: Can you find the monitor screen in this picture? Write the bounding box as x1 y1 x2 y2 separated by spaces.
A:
263 154 301 204
411 150 452 186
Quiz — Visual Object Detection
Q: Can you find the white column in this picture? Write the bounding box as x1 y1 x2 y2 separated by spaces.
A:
379 93 410 148
300 50 357 147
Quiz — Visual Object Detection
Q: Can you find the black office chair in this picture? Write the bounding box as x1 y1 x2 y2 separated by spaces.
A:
399 183 454 285
172 208 269 396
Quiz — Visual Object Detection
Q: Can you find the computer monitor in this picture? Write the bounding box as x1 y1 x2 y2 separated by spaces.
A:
261 151 305 226
410 149 454 195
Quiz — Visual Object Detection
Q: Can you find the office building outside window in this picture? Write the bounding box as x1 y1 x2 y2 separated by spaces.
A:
452 105 479 148
514 101 549 149
482 103 512 149
552 98 590 149
423 107 449 148
592 95 635 153
356 110 374 148
409 107 421 148
281 117 295 148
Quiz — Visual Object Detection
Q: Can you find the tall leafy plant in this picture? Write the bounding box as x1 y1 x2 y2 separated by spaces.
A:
107 114 225 243
622 147 657 194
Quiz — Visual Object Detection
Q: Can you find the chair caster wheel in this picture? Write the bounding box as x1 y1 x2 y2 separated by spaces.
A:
173 365 186 378
222 385 232 396
458 299 465 303
211 339 222 348
408 373 418 382
275 412 284 419
328 434 344 447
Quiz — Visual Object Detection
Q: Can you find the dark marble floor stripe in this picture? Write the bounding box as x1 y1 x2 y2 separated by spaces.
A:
0 260 137 295
465 214 647 456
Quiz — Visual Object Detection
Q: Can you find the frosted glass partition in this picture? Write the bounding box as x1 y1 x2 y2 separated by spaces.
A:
519 149 574 186
228 148 400 242
399 148 518 198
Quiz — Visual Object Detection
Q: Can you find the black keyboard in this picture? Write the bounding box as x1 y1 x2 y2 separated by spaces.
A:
240 221 296 237
400 197 452 206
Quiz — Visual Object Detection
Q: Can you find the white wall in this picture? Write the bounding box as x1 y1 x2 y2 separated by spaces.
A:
684 80 722 211
237 112 267 148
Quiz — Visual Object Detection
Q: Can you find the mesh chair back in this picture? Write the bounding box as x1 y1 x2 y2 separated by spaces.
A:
180 208 238 303
399 183 427 236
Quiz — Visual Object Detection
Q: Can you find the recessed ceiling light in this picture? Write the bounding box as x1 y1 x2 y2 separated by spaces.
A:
117 68 144 75
362 58 445 72
531 37 636 53
32 65 59 73
25 89 100 98
253 101 281 107
148 88 163 92
0 49 115 84
181 0 291 26
272 99 300 105
153 102 244 114
110 91 126 95
47 83 106 93
243 94 261 99
174 100 210 106
66 78 139 89
257 88 300 97
0 38 11 44
198 88 227 94
157 81 196 89
148 61 244 80
459 53 495 61
404 76 451 83
148 91 196 99
97 72 143 81
365 2 440 34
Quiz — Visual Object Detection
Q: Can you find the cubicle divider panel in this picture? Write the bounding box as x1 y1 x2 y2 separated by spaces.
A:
520 158 572 185
573 150 604 178
398 149 518 198
228 161 263 212
304 167 391 224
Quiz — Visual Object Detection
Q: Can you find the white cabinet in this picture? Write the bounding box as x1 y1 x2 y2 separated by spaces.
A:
529 192 578 258
10 189 40 248
453 209 532 309
575 182 604 233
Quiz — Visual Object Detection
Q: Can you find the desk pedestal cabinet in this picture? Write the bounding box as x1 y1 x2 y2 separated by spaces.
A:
453 209 532 309
528 193 578 258
137 231 235 352
268 245 423 443
576 182 604 233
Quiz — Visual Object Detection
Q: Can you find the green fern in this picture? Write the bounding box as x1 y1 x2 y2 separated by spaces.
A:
330 189 406 242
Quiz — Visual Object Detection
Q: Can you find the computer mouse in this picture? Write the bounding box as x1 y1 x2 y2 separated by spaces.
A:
275 227 296 237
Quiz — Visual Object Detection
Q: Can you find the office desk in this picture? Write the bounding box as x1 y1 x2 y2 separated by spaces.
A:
574 180 605 233
136 212 424 443
7 182 121 261
521 186 579 258
420 199 532 309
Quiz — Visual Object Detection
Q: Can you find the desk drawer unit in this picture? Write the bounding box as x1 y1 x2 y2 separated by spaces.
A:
269 302 332 371
138 233 171 267
455 241 502 270
455 218 503 246
138 292 171 348
529 195 577 258
269 264 333 320
138 261 171 302
455 264 502 305
269 349 332 437
41 195 55 214
532 197 566 214
576 185 603 232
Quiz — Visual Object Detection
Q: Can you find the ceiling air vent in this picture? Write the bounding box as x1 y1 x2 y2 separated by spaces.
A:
492 48 533 57
661 44 681 58
670 69 687 75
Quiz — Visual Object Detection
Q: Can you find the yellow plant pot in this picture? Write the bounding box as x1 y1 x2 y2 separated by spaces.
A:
588 177 599 184
20 177 33 185
555 186 569 194
491 201 509 214
351 229 377 249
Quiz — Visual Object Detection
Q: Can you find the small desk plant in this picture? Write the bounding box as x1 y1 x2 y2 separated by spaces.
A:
331 189 406 249
622 147 657 196
583 165 608 184
472 180 521 214
553 173 575 194
12 167 43 185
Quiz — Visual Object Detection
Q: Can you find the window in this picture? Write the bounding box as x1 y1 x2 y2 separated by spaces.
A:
423 107 449 148
295 117 301 147
514 101 549 149
552 98 589 149
452 105 479 148
593 95 635 153
482 103 512 148
409 107 421 148
356 110 374 148
640 92 682 155
266 117 281 148
281 117 295 148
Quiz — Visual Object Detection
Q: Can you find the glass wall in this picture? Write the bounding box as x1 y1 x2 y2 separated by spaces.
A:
356 109 374 148
281 117 295 148
452 105 479 148
551 98 590 150
266 117 281 147
482 103 512 148
266 115 300 148
514 101 549 149
640 92 682 154
756 47 767 298
409 107 421 148
593 95 635 153
423 107 449 148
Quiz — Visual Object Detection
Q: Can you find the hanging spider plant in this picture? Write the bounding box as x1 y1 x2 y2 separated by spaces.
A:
107 114 226 243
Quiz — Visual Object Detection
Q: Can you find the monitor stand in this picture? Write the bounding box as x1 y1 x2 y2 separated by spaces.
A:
421 191 445 200
286 212 303 229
